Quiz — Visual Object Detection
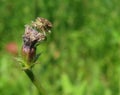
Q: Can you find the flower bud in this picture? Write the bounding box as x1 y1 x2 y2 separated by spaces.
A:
21 45 36 64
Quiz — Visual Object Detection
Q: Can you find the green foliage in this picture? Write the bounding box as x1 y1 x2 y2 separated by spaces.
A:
0 0 120 95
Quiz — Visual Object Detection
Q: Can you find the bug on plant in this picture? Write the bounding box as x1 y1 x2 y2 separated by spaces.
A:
31 17 52 35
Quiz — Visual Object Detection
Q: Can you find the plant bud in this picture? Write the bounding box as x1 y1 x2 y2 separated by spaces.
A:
21 45 36 63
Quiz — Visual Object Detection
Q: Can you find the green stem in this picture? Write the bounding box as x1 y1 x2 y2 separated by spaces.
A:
24 69 46 95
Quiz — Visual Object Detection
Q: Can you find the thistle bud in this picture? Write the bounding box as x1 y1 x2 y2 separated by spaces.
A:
21 25 46 65
21 17 52 68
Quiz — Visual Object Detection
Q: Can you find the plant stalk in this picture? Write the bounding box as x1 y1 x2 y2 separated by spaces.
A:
24 69 46 95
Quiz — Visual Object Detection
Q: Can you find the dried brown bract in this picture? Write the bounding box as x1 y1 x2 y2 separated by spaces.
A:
31 17 52 35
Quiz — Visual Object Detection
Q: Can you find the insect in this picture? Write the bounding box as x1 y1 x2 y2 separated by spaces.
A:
31 17 52 35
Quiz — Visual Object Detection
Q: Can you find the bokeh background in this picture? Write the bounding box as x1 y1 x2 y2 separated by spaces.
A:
0 0 120 95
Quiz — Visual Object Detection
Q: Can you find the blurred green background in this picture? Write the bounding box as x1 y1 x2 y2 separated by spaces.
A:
0 0 120 95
